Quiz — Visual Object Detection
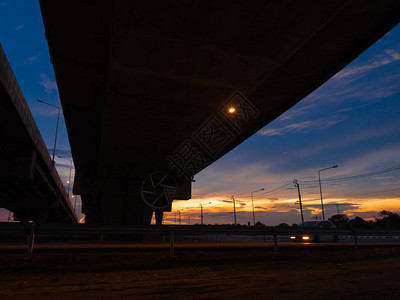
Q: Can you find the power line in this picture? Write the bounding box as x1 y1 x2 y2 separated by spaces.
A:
256 182 293 197
299 164 400 185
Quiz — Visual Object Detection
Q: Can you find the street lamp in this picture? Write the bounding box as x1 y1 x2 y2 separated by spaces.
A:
37 99 60 168
226 195 237 225
251 188 264 226
318 165 338 220
200 202 212 225
71 195 76 215
57 155 73 198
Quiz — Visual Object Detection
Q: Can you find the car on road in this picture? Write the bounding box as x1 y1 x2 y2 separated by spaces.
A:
290 220 338 242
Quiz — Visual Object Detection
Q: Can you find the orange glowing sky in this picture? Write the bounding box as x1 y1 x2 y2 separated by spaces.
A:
0 2 400 225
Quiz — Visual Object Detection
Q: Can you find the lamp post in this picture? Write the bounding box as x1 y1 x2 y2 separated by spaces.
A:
37 99 60 168
71 195 78 216
250 188 264 226
200 202 211 225
318 165 338 220
230 195 237 225
57 155 73 198
175 209 183 225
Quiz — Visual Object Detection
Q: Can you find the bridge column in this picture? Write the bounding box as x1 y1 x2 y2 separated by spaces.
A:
124 184 153 225
155 210 163 225
98 181 153 225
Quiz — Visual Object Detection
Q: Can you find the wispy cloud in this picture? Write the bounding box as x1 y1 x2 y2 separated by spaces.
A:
294 126 396 159
39 74 58 94
333 48 400 80
25 53 40 64
259 116 344 136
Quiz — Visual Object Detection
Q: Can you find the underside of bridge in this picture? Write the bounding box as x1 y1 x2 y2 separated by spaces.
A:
0 44 77 223
39 0 400 225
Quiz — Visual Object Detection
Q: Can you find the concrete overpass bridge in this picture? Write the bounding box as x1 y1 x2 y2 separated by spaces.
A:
0 44 77 223
39 0 400 225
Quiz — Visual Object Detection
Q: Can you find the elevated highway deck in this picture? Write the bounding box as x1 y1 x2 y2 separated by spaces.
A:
0 44 77 223
39 0 400 225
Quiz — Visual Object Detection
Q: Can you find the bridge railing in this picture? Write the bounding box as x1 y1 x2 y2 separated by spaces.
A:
1 222 400 258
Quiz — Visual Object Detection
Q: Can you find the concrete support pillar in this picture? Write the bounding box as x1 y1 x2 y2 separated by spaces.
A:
98 181 153 225
124 184 153 225
155 210 163 225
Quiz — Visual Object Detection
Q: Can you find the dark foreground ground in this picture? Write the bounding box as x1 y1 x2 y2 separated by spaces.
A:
1 244 400 299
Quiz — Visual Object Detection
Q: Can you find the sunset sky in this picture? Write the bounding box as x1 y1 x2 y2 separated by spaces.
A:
1 1 399 225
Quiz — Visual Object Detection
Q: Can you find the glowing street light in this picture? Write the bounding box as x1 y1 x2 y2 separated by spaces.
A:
250 188 264 226
37 99 60 168
57 155 73 199
318 165 338 220
228 107 236 113
71 195 78 217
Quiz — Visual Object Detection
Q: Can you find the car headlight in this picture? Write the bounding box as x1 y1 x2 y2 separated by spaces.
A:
290 236 296 239
302 236 310 240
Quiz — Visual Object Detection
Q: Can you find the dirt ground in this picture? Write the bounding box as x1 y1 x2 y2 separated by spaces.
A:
1 245 400 299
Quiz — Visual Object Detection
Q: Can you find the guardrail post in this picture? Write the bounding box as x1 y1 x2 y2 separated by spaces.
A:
170 226 174 257
352 230 359 251
273 227 279 254
26 223 36 259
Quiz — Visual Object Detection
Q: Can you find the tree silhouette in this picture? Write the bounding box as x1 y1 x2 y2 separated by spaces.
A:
376 211 400 229
329 214 350 228
349 216 374 229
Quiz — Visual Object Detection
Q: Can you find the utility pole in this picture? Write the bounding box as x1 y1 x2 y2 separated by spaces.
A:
200 202 211 225
293 179 304 223
200 204 204 225
178 210 181 225
336 203 340 214
231 195 237 225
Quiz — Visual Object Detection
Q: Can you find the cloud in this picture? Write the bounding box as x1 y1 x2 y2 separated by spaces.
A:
39 74 58 94
385 49 400 60
15 25 24 30
294 126 396 159
373 176 392 180
25 53 40 64
333 48 400 80
221 200 232 203
259 116 344 136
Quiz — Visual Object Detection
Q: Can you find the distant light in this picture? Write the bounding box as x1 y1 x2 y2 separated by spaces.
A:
72 195 75 198
302 236 310 240
66 180 70 184
290 236 296 239
228 107 236 113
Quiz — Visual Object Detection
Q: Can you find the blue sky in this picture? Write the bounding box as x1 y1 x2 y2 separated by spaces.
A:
1 1 400 225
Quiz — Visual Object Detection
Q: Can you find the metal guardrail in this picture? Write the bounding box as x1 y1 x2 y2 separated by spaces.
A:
1 223 400 258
